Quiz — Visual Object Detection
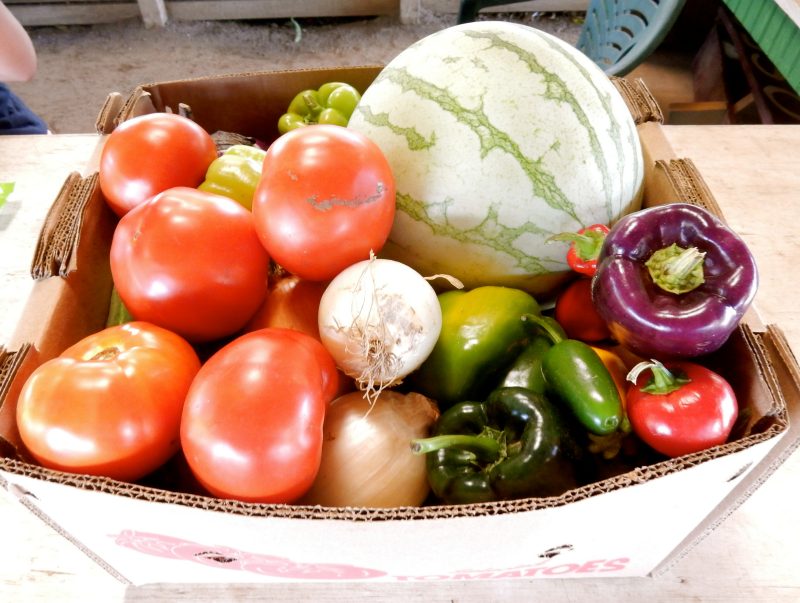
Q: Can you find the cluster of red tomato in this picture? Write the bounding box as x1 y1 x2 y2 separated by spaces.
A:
15 112 397 503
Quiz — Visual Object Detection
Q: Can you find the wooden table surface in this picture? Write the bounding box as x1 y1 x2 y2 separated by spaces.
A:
1 125 799 601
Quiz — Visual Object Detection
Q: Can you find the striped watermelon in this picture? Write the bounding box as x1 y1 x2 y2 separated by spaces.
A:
347 21 644 297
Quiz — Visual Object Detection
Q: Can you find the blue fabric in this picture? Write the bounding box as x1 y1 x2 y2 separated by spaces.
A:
0 83 48 134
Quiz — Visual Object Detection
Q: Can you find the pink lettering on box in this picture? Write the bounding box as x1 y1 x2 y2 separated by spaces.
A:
112 530 631 582
113 530 387 580
393 557 632 581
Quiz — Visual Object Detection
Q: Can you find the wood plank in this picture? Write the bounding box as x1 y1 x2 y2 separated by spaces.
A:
399 0 421 23
9 3 140 25
9 0 403 26
165 0 398 21
4 0 127 4
666 101 729 125
423 0 589 13
9 0 587 27
137 0 167 27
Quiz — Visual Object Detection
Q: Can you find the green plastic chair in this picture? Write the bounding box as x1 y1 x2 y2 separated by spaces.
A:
457 0 687 77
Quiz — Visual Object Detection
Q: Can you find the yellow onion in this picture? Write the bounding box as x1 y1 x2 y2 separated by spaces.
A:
299 390 439 508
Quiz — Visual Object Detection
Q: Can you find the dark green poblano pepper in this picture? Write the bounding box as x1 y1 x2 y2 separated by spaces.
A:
411 386 585 505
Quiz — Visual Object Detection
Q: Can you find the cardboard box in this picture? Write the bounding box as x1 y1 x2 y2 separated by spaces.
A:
1 67 798 586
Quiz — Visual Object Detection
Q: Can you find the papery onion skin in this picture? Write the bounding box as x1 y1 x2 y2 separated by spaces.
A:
299 390 440 508
317 257 442 396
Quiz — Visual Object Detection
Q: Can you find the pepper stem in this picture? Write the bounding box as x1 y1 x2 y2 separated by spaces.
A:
547 229 605 261
645 243 706 295
410 434 502 461
302 91 324 118
521 313 566 345
626 360 691 395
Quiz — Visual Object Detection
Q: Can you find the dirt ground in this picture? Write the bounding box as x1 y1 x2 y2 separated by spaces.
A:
9 9 582 134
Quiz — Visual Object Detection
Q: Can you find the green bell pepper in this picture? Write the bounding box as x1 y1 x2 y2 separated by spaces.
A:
198 144 266 211
525 314 624 436
412 286 542 408
411 386 584 505
277 82 361 134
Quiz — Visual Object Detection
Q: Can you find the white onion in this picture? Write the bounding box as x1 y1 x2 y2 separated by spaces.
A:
299 390 439 508
318 257 442 400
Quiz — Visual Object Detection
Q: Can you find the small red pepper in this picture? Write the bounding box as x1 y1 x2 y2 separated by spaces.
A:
549 224 610 277
625 359 739 458
554 278 611 342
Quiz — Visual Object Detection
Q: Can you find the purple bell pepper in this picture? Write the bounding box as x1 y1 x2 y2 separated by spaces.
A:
591 203 758 358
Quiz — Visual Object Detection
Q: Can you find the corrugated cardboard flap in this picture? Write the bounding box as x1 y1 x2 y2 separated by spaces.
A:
655 157 724 218
8 171 117 361
29 172 100 279
0 344 32 461
611 77 664 125
94 92 125 135
757 325 800 459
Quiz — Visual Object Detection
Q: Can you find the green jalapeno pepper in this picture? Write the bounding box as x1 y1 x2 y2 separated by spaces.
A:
411 286 542 408
524 314 624 436
277 82 361 134
411 386 584 505
198 144 266 210
497 318 567 395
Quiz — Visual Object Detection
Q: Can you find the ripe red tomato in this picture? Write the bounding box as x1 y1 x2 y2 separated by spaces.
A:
180 328 338 503
243 274 355 399
16 322 201 482
252 124 395 281
626 360 739 458
554 278 611 342
110 186 271 343
99 112 218 217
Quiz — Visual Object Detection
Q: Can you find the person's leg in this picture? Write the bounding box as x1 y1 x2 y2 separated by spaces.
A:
0 82 48 134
